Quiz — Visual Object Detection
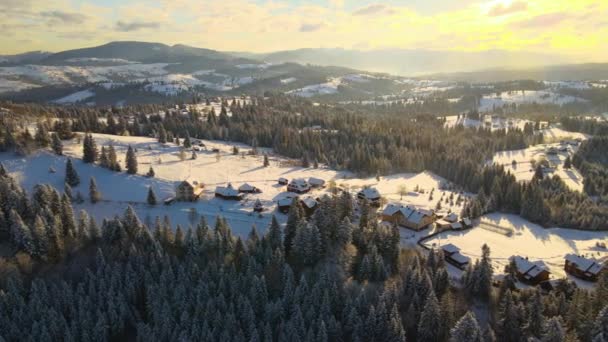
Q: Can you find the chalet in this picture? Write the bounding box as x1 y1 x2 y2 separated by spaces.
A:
510 256 551 285
277 196 296 213
462 218 472 228
308 177 326 188
253 199 264 212
564 254 604 281
300 197 318 216
176 179 204 201
357 187 381 206
278 177 289 185
440 243 470 270
287 178 311 194
238 183 261 193
381 203 435 231
215 183 243 200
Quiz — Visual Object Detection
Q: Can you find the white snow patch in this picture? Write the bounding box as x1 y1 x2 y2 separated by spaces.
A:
53 89 95 104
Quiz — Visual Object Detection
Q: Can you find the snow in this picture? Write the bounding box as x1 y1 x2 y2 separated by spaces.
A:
479 90 586 112
235 62 274 69
280 77 297 84
544 81 591 90
539 127 588 142
491 142 585 192
0 79 39 93
286 78 342 97
66 58 137 64
53 89 95 104
423 213 608 287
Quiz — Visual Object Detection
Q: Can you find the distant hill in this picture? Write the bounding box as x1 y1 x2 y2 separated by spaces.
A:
424 64 608 82
251 48 577 76
0 51 52 65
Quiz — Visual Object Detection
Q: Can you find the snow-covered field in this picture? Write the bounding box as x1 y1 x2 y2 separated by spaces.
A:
423 213 608 287
491 142 585 192
478 90 586 112
0 133 465 237
286 78 342 97
53 89 95 104
443 115 533 132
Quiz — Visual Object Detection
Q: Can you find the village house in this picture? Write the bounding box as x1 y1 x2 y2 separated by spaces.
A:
215 183 243 200
278 196 297 213
435 213 466 231
253 199 264 212
278 177 289 185
357 187 381 206
564 254 604 281
381 203 435 231
308 177 326 188
175 179 204 202
440 243 471 270
509 256 551 285
238 183 261 193
287 178 311 194
300 197 318 217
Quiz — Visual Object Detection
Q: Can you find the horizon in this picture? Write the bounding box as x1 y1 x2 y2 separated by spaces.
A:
1 0 607 64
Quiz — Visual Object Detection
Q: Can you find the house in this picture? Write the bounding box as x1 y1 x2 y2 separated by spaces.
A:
381 203 435 231
435 218 453 231
277 196 297 213
300 197 318 216
440 243 470 270
308 177 326 188
510 256 551 285
357 187 381 206
215 183 243 200
238 183 261 193
176 179 204 201
462 218 473 228
253 199 264 212
564 254 604 281
287 178 311 194
278 177 289 185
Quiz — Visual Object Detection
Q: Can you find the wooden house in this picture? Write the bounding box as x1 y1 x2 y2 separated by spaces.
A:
308 177 326 188
381 203 435 231
510 256 551 285
287 178 311 194
565 254 604 281
440 243 470 270
277 196 296 213
357 187 381 206
253 199 264 212
176 179 204 202
300 197 318 217
215 183 243 200
278 177 289 185
238 183 261 193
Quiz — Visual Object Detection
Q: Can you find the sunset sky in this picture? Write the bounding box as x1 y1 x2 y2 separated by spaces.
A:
1 0 606 59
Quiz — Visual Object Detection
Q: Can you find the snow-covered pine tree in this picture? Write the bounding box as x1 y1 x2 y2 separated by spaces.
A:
89 177 101 204
147 187 157 205
65 158 80 187
51 133 63 155
125 145 138 174
449 311 482 342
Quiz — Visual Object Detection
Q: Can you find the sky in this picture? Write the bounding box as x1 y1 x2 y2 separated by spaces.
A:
0 0 607 60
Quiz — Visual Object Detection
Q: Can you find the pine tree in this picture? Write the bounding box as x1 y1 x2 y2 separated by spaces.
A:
158 125 167 143
146 166 155 178
9 209 34 254
526 289 546 338
108 145 121 171
89 177 101 204
82 133 98 163
450 311 482 342
284 199 303 256
125 145 138 174
263 154 269 167
541 317 565 342
51 133 63 155
593 305 608 341
564 156 572 169
417 292 444 342
35 122 50 147
99 146 109 168
147 187 157 205
65 158 80 187
183 132 192 148
266 215 282 251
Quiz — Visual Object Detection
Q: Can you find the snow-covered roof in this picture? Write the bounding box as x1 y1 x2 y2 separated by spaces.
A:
450 252 470 265
462 218 472 226
450 222 463 230
301 197 317 209
510 256 549 278
289 178 310 189
435 219 452 226
278 196 296 207
565 254 603 275
308 177 325 186
441 243 460 254
358 187 380 200
238 183 255 191
382 203 433 224
445 213 458 223
215 183 240 197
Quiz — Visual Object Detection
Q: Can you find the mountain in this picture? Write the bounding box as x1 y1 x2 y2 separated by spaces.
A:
253 48 577 76
0 51 52 65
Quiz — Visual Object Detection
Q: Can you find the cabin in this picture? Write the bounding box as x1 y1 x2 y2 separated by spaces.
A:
176 179 204 201
278 177 289 185
308 177 326 188
277 196 297 213
300 197 318 216
510 256 551 285
253 199 264 212
440 243 470 270
287 178 311 194
357 187 381 206
461 218 472 228
381 203 435 231
215 183 243 200
238 183 261 193
564 254 604 281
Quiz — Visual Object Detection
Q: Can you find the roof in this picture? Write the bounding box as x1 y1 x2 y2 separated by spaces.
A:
290 178 308 186
278 177 288 181
510 256 549 278
358 187 380 199
450 252 470 265
238 183 256 191
441 243 460 254
444 213 458 223
300 197 317 209
215 183 240 197
278 196 296 207
181 178 200 188
382 203 432 224
565 254 603 275
450 222 463 230
462 218 472 226
308 177 325 186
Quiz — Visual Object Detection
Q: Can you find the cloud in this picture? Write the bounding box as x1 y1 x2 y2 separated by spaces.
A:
352 4 389 16
299 23 324 32
487 1 528 16
115 20 161 32
511 12 573 28
40 11 87 24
